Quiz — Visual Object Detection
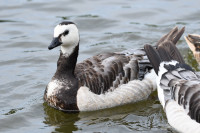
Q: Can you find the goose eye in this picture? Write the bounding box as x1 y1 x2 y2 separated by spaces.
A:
63 30 69 36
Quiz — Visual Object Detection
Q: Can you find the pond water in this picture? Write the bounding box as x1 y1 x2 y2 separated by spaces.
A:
0 0 200 132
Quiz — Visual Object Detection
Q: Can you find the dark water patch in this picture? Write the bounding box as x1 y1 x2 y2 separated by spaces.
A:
176 21 188 25
90 42 108 46
57 16 71 20
57 14 99 21
23 50 44 53
0 20 17 23
104 32 113 34
145 24 158 27
130 22 140 25
10 35 27 40
78 14 99 18
4 108 24 115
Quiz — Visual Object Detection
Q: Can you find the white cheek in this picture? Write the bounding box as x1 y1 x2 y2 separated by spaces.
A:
61 35 69 44
61 35 77 55
61 33 79 46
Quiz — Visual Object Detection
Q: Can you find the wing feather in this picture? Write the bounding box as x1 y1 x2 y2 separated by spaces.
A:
75 51 152 94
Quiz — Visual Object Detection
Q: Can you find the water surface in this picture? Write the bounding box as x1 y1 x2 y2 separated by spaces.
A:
0 0 200 132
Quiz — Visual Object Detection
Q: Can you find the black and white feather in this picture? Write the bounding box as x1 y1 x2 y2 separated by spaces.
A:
44 21 182 112
144 30 200 133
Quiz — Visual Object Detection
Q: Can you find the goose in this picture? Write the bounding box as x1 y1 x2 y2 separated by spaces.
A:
144 36 200 133
44 21 183 112
185 34 200 65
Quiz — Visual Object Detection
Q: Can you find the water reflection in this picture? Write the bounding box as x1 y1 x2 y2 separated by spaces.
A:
43 92 174 132
43 103 79 132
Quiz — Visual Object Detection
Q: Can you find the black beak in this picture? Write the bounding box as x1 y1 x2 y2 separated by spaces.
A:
48 37 62 50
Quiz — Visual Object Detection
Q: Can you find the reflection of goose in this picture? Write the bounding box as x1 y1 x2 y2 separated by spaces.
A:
144 33 200 133
44 21 183 112
43 103 79 132
43 94 172 132
185 34 200 64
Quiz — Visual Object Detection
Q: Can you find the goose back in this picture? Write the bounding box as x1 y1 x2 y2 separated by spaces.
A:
75 49 152 95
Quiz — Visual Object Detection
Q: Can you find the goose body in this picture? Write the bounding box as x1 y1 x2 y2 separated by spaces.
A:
44 22 182 112
144 31 200 133
45 48 156 112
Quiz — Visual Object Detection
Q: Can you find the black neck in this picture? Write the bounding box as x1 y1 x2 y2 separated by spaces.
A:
54 44 79 78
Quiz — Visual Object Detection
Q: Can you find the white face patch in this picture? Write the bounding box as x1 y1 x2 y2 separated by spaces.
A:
53 24 80 55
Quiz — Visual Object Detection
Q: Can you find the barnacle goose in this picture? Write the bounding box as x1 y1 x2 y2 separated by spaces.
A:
44 21 184 112
144 31 200 133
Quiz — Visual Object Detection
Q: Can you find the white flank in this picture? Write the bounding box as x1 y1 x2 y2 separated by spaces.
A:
157 60 178 107
165 100 200 133
47 80 62 97
144 69 157 91
77 70 157 111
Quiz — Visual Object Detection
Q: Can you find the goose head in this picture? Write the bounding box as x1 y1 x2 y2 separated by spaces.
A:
48 21 79 55
185 34 200 52
185 34 200 63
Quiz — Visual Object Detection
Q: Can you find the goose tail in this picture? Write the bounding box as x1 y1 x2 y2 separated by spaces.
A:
156 26 185 47
145 27 187 75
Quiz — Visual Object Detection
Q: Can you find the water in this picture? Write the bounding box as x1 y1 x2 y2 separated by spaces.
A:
0 0 200 132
